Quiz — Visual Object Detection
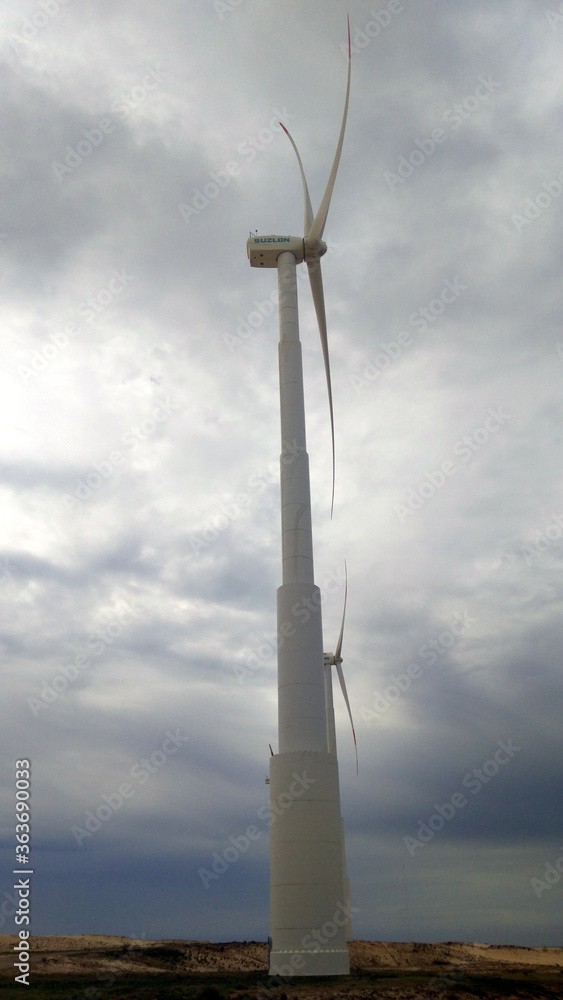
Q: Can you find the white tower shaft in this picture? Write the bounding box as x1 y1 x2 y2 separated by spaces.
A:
276 252 326 753
268 252 350 977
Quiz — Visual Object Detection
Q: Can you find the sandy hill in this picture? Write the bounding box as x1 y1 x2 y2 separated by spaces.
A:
1 936 562 998
1 935 562 973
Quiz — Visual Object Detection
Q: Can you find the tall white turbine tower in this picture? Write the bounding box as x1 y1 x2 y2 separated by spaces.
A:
246 21 355 978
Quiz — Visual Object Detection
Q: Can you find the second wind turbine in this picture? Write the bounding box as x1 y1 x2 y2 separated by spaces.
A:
246 20 356 978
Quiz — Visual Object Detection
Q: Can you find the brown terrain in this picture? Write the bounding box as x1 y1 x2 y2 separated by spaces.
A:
0 935 562 999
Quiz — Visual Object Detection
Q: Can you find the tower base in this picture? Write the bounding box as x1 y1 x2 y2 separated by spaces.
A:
269 947 349 977
268 750 350 977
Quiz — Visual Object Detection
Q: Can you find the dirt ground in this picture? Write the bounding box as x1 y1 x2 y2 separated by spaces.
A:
1 935 562 999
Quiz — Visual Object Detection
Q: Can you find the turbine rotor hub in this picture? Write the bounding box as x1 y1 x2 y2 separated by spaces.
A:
304 238 328 262
323 652 343 667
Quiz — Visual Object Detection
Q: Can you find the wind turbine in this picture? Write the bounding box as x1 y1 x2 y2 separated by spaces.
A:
246 19 354 978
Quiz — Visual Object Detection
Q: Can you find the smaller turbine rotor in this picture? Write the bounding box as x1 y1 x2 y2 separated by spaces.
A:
324 561 358 774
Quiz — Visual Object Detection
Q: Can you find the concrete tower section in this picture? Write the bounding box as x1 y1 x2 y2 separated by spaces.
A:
268 252 350 977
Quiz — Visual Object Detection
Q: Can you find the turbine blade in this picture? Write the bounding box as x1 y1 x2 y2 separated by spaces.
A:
307 259 335 517
280 122 314 236
336 661 358 775
307 15 351 247
335 560 347 662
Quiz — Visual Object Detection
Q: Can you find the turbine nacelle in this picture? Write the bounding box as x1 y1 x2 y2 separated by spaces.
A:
247 234 327 268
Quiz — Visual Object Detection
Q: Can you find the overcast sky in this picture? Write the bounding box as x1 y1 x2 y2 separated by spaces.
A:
1 0 562 949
